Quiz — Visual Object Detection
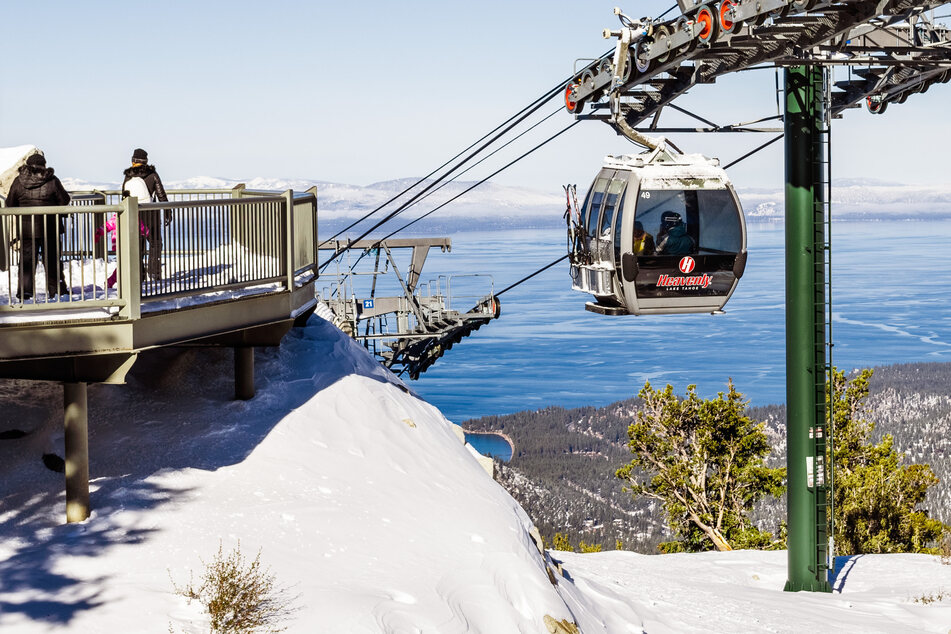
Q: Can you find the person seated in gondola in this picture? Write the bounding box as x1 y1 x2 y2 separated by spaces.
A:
655 211 695 255
633 221 655 255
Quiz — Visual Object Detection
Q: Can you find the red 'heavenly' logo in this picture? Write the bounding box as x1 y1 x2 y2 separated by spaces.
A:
657 273 713 289
679 256 696 274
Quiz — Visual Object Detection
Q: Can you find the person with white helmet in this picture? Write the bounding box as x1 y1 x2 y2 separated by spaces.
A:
122 148 170 281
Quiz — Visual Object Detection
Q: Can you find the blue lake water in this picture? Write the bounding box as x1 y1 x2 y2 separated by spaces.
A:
463 433 514 461
407 220 951 424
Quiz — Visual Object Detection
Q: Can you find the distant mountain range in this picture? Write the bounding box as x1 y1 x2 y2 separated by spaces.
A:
742 178 951 222
57 175 951 229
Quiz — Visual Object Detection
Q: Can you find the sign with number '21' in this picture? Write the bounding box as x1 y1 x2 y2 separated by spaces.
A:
363 299 374 309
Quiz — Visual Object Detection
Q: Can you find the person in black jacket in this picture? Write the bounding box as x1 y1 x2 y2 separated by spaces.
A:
655 211 695 256
122 148 170 281
6 153 71 301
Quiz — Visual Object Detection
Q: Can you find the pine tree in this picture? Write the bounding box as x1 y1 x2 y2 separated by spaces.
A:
578 541 603 553
616 381 785 552
552 533 573 552
829 368 948 554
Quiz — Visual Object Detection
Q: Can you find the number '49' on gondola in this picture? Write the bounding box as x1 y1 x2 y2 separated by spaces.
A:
567 142 747 315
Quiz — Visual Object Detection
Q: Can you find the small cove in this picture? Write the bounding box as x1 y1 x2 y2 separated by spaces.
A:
463 431 513 462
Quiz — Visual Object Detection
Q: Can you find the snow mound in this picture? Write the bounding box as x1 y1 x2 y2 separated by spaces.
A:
0 316 572 631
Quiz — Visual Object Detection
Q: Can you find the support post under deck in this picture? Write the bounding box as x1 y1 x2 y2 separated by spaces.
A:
64 382 90 523
235 347 255 400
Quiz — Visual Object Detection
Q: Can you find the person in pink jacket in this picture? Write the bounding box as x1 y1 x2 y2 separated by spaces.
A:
95 215 150 288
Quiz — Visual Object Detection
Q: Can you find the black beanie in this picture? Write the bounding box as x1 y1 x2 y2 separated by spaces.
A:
26 153 46 167
131 148 148 164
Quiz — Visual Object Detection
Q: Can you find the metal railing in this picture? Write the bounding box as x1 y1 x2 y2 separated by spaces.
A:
138 195 287 300
0 188 318 317
1 206 121 309
425 273 496 315
318 270 496 337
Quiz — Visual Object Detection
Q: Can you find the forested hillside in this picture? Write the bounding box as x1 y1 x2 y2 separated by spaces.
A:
463 362 951 553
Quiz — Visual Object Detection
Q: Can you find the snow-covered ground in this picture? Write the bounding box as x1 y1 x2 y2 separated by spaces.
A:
0 318 572 632
2 316 950 632
556 550 951 633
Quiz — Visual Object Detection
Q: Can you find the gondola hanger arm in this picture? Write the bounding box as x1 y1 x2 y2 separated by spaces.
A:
605 10 666 150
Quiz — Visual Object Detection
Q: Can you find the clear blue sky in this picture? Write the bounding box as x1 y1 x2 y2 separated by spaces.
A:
2 1 949 194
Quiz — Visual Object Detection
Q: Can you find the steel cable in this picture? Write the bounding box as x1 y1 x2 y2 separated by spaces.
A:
381 119 579 240
496 254 569 297
318 84 573 271
376 107 564 230
332 117 581 278
318 83 566 249
318 49 615 269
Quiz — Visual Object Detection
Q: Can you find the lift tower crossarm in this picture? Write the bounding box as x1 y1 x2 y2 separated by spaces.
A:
318 237 451 296
569 1 951 144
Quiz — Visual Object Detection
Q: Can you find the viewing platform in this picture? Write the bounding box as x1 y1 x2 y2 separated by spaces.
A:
0 185 319 521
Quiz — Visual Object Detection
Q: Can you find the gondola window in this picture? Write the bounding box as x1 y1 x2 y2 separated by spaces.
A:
599 179 626 236
634 190 689 255
584 176 610 237
696 190 743 253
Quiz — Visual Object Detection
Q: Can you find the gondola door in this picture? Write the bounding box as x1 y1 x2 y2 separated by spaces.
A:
575 169 628 303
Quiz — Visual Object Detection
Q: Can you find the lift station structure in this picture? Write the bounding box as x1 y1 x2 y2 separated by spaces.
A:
565 0 951 591
317 238 500 379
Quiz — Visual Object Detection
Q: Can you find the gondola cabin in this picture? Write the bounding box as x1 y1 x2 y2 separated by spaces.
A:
569 143 747 315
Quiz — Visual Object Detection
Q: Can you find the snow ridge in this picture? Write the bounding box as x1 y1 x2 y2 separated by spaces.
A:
0 317 578 632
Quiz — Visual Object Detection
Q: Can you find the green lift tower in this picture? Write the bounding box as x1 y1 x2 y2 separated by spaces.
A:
783 64 833 593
